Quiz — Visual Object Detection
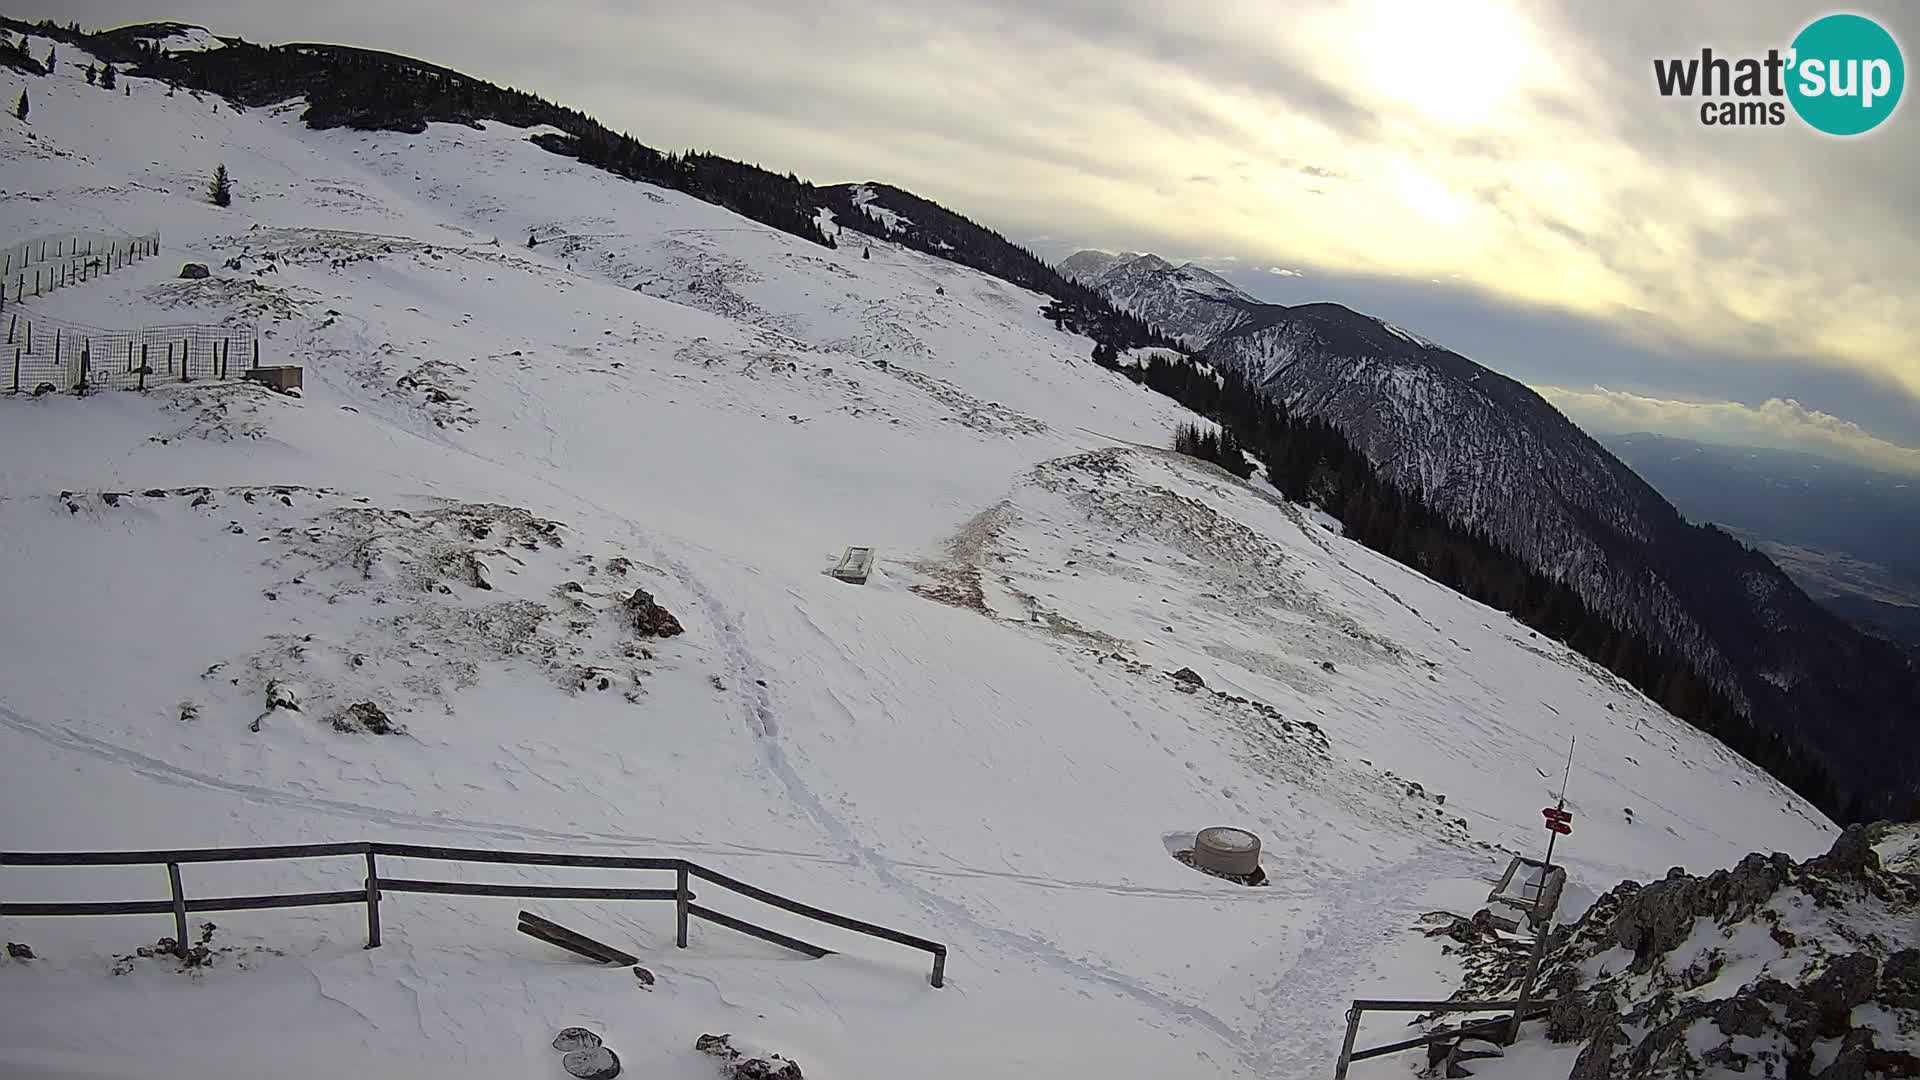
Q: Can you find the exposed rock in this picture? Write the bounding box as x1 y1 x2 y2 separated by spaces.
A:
632 965 654 989
5 942 33 960
264 679 301 712
697 1034 741 1060
562 1046 621 1079
1548 985 1619 1043
733 1058 803 1080
1880 949 1920 1010
333 701 397 735
621 588 684 638
551 1028 603 1053
178 263 210 279
1806 953 1880 1036
1169 666 1205 688
31 382 57 396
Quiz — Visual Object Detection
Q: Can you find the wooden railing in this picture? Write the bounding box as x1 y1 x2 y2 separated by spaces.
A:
1331 998 1552 1078
0 841 947 987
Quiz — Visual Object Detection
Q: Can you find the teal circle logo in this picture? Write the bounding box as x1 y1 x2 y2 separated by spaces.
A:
1787 14 1904 135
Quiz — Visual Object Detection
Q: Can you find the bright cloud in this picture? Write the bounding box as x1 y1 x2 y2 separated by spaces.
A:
1539 385 1920 475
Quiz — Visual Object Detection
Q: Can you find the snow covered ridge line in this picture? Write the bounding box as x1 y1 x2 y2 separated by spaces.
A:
1435 823 1920 1079
0 838 951 986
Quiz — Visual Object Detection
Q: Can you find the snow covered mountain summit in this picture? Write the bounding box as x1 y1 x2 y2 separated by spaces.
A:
1062 249 1262 348
0 19 1863 1080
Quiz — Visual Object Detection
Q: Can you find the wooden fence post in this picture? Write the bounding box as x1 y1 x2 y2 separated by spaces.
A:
1332 1004 1362 1080
138 344 148 391
364 850 382 948
10 348 18 394
166 863 190 958
675 864 690 948
6 313 13 344
930 946 946 989
252 337 259 370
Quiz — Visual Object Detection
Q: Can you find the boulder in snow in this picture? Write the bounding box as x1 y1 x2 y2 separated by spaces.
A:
551 1028 603 1053
561 1046 620 1079
178 263 210 279
620 588 683 638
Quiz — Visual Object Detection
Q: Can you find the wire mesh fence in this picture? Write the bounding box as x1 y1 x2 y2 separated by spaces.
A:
0 231 164 312
3 311 260 394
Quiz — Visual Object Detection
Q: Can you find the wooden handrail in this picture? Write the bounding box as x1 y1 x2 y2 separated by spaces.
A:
0 842 947 986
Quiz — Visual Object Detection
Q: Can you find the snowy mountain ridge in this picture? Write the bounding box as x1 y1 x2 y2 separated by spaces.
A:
0 22 1869 1080
1059 249 1262 348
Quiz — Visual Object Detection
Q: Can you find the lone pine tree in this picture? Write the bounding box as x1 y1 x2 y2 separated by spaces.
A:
13 88 25 121
208 163 232 207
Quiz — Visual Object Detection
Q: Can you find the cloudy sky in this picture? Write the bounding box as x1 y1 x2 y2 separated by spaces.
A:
35 0 1920 472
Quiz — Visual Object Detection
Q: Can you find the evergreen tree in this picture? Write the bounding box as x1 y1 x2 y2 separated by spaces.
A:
45 45 56 74
85 63 96 85
13 88 25 121
207 163 232 206
100 62 116 90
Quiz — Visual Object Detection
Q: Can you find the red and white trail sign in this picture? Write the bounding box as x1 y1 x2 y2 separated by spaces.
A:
1542 806 1573 834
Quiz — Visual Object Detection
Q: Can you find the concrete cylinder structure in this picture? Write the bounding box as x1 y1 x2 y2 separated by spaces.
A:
1193 827 1261 876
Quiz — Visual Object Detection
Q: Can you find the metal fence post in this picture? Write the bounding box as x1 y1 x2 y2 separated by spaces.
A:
166 862 190 958
10 348 18 394
674 864 690 948
138 344 147 391
930 946 946 988
252 337 259 370
364 850 382 948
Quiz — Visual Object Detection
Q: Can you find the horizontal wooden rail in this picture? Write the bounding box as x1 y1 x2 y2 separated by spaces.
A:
1348 998 1534 1013
1347 1010 1546 1064
0 842 369 866
688 863 946 955
688 902 833 959
0 842 947 986
1333 998 1554 1078
1 889 365 917
377 878 680 902
371 842 680 871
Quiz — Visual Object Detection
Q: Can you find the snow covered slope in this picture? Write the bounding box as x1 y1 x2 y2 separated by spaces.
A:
0 30 1838 1080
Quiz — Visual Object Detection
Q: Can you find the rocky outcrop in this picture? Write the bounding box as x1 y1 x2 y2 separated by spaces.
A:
696 1034 803 1080
621 588 684 638
1519 826 1920 1079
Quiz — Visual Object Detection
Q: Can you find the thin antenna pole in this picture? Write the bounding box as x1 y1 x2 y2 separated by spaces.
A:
1543 734 1575 868
1558 734 1576 802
